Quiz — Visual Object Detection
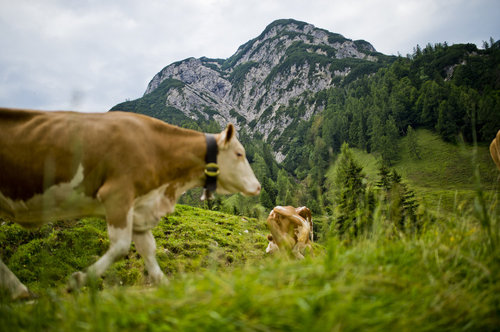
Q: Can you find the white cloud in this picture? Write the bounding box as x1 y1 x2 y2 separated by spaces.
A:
0 0 499 112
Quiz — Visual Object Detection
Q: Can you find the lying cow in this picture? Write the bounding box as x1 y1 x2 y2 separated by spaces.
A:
0 108 261 300
266 206 313 259
490 129 500 171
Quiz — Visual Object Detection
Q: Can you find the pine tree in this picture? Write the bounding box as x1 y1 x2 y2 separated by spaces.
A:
400 182 418 228
391 170 419 230
376 166 420 232
381 116 399 164
332 143 368 237
376 163 392 190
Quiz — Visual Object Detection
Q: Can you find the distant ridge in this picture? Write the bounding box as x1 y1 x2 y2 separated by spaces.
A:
111 19 394 160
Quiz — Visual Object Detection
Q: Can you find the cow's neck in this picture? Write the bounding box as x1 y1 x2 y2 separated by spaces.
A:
154 125 213 202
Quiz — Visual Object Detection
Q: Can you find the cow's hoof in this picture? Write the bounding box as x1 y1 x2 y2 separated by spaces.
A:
67 271 86 292
12 285 36 301
147 272 168 286
156 277 169 288
293 252 305 260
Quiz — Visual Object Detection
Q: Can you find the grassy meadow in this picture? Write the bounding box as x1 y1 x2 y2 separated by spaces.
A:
1 201 499 331
345 129 500 213
1 129 499 331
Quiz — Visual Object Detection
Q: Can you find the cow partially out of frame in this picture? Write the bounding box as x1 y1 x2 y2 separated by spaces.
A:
490 130 500 171
0 108 260 300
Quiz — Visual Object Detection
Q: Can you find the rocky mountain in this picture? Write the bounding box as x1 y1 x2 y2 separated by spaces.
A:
111 19 394 161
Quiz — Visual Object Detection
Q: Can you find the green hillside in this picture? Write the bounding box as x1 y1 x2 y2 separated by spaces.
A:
332 129 499 213
0 206 268 294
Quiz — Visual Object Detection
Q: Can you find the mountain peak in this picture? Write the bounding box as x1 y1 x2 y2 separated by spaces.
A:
113 19 392 160
259 18 375 52
224 18 376 71
260 18 315 36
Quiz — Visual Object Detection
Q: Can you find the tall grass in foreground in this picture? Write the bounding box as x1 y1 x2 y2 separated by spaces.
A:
1 187 499 332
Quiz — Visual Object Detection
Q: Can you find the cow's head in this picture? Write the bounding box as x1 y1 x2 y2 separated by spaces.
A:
216 124 261 196
266 234 279 254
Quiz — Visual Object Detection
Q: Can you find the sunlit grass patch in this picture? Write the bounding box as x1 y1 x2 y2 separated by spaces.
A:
0 205 269 294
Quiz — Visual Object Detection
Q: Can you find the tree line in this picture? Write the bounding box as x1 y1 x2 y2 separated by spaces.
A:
181 40 499 239
268 41 500 212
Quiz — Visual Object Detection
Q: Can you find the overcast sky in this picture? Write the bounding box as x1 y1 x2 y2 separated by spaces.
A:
1 0 499 113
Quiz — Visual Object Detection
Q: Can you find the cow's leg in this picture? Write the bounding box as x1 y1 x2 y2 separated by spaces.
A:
68 200 134 290
133 230 165 284
292 243 306 260
0 258 30 300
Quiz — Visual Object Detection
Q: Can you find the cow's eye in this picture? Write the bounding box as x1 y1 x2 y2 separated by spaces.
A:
236 152 243 158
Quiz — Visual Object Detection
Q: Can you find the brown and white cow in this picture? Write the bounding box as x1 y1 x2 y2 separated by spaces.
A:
0 108 260 299
490 130 500 171
266 206 313 259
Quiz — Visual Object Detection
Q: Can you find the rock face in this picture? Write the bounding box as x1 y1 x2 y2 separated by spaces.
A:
112 19 389 159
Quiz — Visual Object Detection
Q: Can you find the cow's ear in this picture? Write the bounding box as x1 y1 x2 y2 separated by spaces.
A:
225 123 234 143
296 206 312 222
219 123 235 146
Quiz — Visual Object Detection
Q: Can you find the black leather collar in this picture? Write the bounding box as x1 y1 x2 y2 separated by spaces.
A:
202 134 219 201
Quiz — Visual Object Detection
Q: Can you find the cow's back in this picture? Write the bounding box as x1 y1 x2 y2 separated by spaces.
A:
0 108 204 223
0 109 158 201
0 109 81 200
